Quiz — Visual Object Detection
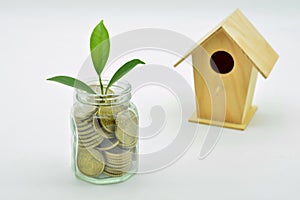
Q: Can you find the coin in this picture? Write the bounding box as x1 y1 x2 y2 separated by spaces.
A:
75 118 93 128
103 171 125 177
105 147 132 158
100 131 134 177
78 130 99 140
95 138 119 151
78 136 104 149
77 123 94 133
106 156 132 166
104 164 131 174
105 160 132 169
74 115 93 123
73 103 97 121
115 129 137 146
78 134 103 143
78 132 99 140
77 149 105 177
78 135 103 144
97 104 128 133
115 109 138 145
77 126 96 136
93 116 115 139
118 139 137 149
104 148 133 167
115 109 138 136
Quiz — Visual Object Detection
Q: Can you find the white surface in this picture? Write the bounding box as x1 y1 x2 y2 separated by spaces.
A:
1 0 300 199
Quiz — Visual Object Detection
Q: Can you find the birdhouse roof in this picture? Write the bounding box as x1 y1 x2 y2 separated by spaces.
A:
174 9 279 78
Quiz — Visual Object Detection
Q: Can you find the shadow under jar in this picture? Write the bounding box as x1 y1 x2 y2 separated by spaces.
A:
70 80 139 184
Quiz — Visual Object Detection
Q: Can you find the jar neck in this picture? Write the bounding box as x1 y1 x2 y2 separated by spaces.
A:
75 79 131 106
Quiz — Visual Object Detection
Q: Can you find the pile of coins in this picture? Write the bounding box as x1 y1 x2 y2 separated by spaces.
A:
73 102 138 178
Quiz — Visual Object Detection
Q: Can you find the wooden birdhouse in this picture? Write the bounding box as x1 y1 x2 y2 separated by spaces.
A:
174 9 278 130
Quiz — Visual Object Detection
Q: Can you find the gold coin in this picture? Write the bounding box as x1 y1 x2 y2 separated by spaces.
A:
78 136 104 149
105 151 132 161
77 123 93 133
106 156 132 166
97 104 127 133
115 109 138 145
106 160 131 166
78 138 103 148
104 148 133 166
77 149 105 177
96 138 119 151
105 150 132 159
105 152 132 160
105 147 132 158
105 160 132 169
78 134 103 143
103 171 125 177
102 145 133 177
93 116 115 139
78 130 99 140
115 109 138 132
74 114 93 122
77 124 95 134
75 118 93 129
73 103 97 121
74 114 94 123
118 139 137 149
115 129 137 146
104 164 131 174
78 127 100 136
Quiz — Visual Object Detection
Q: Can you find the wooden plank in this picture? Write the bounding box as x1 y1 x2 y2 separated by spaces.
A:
193 29 253 124
174 9 278 79
223 9 279 78
242 67 258 122
189 106 257 130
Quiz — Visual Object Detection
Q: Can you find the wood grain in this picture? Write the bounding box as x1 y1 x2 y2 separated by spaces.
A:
174 9 279 129
193 29 254 124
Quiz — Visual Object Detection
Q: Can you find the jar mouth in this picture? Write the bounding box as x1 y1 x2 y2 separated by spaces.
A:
75 79 131 106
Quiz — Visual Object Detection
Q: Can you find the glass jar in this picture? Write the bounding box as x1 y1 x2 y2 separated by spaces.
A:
70 79 139 184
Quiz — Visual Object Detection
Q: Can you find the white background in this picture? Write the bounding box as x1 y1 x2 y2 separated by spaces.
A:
0 0 299 199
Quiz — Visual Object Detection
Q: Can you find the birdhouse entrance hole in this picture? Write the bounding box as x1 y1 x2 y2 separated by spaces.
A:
210 51 234 74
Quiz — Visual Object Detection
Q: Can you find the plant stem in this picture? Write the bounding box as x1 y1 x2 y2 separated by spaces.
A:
99 77 104 95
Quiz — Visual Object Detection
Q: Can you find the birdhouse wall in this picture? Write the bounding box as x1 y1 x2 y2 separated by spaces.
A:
192 28 255 124
242 67 258 122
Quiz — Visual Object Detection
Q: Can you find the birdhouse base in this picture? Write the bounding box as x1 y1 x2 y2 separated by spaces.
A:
189 106 258 130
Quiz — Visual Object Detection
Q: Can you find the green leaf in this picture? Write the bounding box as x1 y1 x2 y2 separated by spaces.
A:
90 20 110 76
47 76 96 94
105 59 145 94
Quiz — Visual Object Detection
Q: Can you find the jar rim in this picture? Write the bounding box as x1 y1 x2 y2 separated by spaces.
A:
76 79 131 96
75 79 132 106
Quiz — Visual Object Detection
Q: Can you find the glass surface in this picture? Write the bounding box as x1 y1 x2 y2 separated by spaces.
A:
71 80 138 184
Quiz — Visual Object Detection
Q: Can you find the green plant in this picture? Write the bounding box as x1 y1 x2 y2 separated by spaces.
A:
47 20 145 95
